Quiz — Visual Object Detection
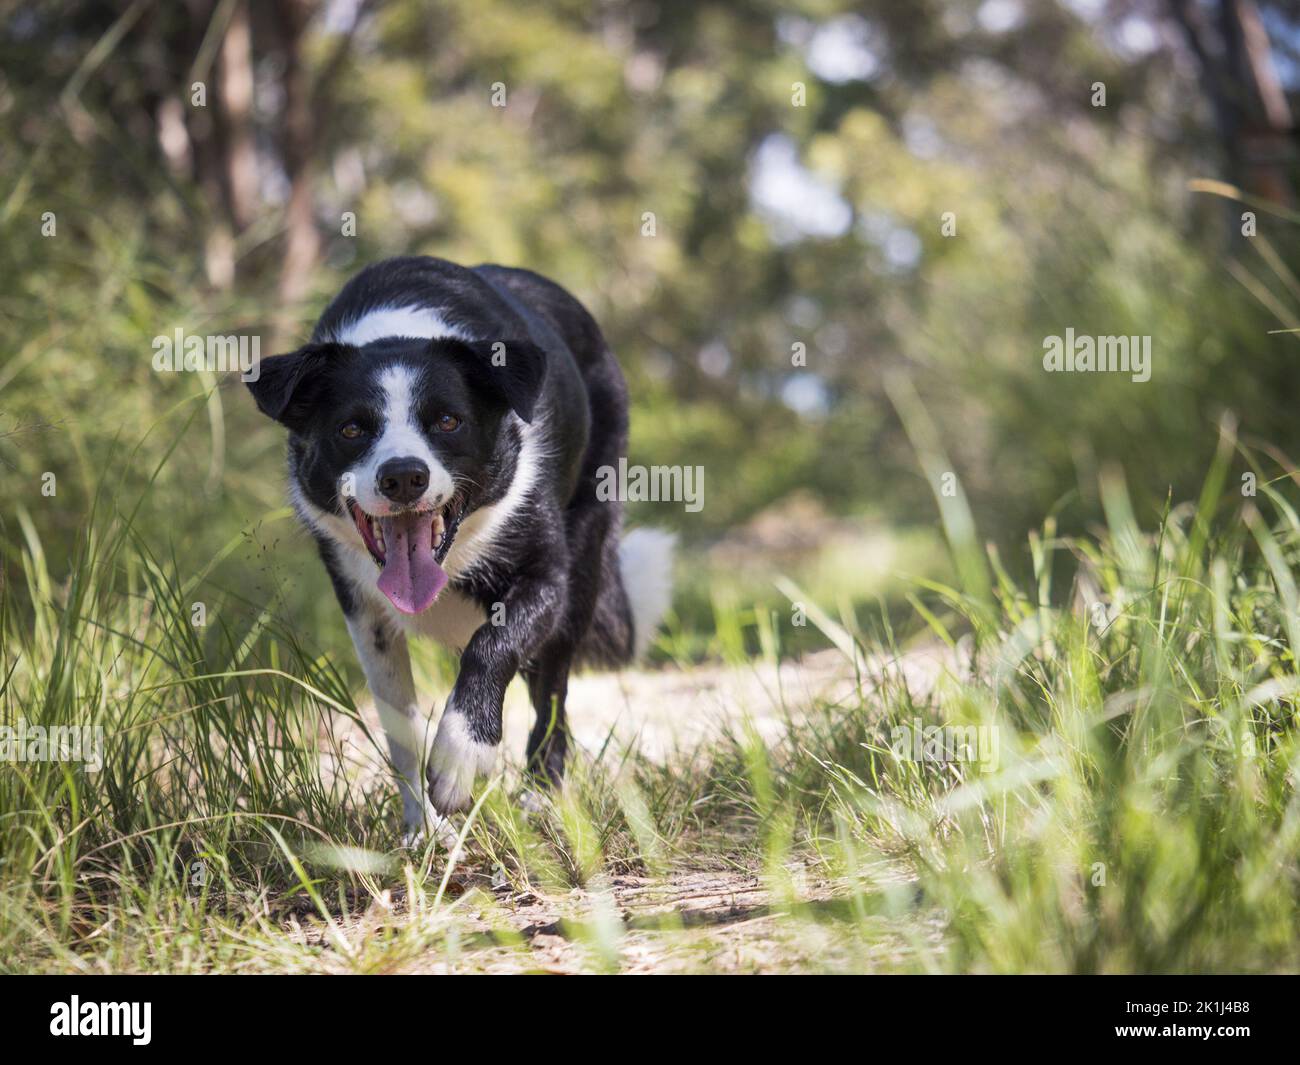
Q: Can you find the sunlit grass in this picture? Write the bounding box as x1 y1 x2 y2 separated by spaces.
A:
3 402 1299 972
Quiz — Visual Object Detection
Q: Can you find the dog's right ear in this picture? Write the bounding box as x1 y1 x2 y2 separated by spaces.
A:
246 343 342 429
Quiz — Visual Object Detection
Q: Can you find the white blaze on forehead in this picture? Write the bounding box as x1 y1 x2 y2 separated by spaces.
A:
344 364 455 513
333 305 468 346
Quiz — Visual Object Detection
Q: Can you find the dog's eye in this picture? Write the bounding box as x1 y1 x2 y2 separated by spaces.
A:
339 421 366 440
434 414 461 433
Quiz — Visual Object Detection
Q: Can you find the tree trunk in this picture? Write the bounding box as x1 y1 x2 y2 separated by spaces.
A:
218 0 258 232
271 0 321 341
1169 0 1294 205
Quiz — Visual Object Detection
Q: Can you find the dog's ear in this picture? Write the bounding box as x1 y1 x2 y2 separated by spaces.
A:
246 343 342 429
450 339 548 423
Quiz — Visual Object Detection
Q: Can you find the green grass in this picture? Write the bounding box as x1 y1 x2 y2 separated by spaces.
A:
2 412 1300 973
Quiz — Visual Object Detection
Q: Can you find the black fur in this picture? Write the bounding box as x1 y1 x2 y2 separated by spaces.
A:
248 256 636 809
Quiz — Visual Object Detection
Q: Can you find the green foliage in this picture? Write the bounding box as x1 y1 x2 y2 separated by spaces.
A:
3 0 1300 974
3 418 1300 972
3 0 1293 585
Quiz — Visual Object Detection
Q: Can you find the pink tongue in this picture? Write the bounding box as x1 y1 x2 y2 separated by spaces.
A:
376 512 449 615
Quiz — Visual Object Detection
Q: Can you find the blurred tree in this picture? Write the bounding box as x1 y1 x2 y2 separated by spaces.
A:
3 0 1300 606
1169 0 1295 204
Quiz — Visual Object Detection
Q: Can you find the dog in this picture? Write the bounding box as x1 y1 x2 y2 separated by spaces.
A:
247 256 673 840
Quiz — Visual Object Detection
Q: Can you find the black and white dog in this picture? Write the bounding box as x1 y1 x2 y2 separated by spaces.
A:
248 256 672 840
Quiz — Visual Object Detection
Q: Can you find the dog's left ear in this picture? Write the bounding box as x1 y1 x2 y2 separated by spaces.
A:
451 339 548 423
246 342 343 430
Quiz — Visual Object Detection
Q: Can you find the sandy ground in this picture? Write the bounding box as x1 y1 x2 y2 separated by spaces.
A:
330 640 960 790
507 640 958 764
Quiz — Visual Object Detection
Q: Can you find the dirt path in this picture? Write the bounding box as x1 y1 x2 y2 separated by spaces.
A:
333 641 957 787
509 641 958 762
315 644 957 972
279 861 926 974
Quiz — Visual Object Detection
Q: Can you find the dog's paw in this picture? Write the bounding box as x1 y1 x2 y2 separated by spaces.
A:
400 800 458 851
403 818 460 852
426 710 496 815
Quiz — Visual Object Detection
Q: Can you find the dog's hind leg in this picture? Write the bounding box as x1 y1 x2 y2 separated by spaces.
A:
521 490 621 790
523 648 572 786
344 610 442 845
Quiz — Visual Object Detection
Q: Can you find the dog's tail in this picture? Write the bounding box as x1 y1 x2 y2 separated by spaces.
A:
619 527 676 659
578 527 676 668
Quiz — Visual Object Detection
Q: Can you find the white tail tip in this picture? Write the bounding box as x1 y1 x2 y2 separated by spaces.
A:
619 527 676 660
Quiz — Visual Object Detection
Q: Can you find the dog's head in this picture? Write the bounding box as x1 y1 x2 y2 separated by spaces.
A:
247 335 547 614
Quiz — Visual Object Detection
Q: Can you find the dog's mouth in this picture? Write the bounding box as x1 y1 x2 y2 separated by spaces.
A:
347 497 464 615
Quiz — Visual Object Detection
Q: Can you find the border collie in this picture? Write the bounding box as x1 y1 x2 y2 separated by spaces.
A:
248 256 673 840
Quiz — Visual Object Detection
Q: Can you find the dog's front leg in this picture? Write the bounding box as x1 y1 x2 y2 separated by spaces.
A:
344 612 442 844
427 575 565 813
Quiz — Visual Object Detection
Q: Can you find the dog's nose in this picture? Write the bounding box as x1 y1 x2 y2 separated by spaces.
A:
376 457 430 505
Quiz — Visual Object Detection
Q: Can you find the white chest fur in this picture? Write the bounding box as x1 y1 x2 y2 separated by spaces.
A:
399 586 486 650
332 545 487 652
